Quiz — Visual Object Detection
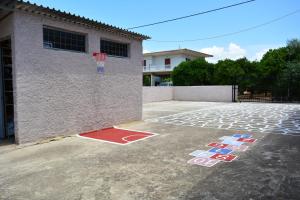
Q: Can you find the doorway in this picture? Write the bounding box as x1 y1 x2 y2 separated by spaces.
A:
0 38 14 143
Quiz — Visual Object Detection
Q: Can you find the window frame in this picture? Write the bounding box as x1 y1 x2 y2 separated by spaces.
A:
43 25 87 53
165 58 171 66
100 38 130 58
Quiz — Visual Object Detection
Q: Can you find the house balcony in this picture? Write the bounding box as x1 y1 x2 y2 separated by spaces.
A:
143 65 174 73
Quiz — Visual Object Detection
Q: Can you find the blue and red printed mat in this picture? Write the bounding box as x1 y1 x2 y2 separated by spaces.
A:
187 133 257 167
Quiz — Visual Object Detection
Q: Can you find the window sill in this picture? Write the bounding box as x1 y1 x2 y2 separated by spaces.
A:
107 55 130 59
43 46 87 54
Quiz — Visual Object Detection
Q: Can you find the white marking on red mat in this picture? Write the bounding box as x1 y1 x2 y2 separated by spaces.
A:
210 153 237 162
187 157 220 167
207 142 229 148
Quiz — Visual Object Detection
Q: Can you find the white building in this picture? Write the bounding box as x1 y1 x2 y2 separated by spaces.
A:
143 49 212 86
0 0 149 144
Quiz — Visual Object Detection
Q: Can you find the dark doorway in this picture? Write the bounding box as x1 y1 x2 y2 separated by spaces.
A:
0 38 14 143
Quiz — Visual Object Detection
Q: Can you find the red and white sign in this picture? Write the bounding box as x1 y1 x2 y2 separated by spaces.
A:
226 144 249 152
187 157 220 167
93 52 107 74
237 138 257 143
210 153 237 162
207 142 229 149
93 52 107 61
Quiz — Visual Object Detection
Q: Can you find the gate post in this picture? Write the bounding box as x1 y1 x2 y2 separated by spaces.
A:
232 85 238 102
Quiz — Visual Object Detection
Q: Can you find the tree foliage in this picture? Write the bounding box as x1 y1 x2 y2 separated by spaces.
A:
171 38 300 100
172 58 214 86
143 75 151 86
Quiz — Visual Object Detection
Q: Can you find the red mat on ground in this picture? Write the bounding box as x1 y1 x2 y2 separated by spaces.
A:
79 127 155 145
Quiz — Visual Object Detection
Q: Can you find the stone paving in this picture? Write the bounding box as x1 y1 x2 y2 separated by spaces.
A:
146 103 300 135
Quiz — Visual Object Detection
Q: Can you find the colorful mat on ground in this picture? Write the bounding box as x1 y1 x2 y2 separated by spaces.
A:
187 133 257 167
78 127 156 145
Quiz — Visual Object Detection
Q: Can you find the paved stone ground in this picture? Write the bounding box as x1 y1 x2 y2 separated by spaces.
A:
147 102 300 135
0 101 299 200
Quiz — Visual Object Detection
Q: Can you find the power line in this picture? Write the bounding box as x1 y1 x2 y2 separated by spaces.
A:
147 9 300 43
127 0 256 30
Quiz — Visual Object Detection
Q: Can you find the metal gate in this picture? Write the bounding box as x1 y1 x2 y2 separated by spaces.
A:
0 48 4 139
0 39 14 141
232 85 238 102
237 74 300 103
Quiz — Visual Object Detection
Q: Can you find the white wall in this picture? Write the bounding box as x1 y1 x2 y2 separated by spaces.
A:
174 86 233 102
143 86 235 103
12 11 143 144
143 87 173 103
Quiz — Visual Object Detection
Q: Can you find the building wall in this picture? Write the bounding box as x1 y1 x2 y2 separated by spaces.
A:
143 87 173 103
143 54 202 73
143 86 235 103
152 55 185 68
148 54 186 70
12 11 143 144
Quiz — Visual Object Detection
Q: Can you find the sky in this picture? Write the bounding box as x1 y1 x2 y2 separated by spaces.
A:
29 0 300 63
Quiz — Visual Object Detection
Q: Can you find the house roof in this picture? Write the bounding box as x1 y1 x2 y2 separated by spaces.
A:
0 0 150 41
143 49 213 58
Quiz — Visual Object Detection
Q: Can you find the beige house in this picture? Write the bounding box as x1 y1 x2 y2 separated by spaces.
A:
143 49 212 86
0 0 149 144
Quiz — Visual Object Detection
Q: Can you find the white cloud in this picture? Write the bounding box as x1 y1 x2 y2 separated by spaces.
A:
200 43 247 63
143 49 150 53
251 48 269 61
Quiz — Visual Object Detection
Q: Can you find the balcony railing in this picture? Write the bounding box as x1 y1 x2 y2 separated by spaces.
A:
143 65 173 72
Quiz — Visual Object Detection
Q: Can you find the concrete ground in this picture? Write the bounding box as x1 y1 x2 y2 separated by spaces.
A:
0 101 300 200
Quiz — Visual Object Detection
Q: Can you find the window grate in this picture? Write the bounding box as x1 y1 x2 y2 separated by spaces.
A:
43 27 86 52
100 40 128 57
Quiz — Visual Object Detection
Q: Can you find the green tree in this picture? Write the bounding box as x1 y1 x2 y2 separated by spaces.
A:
172 58 214 86
213 59 245 85
287 39 300 61
236 58 260 93
259 47 288 89
277 62 300 100
143 75 151 86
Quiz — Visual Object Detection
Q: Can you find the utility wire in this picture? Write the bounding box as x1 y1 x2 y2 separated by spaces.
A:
127 0 256 30
147 9 300 43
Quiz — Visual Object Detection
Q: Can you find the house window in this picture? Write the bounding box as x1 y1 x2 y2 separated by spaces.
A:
165 58 171 66
143 60 146 66
100 39 129 57
43 26 86 52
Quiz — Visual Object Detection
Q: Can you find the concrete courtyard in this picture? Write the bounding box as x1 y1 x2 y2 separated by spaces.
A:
0 101 300 200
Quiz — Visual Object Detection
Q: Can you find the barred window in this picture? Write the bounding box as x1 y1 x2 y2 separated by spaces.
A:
43 26 86 52
100 39 128 57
